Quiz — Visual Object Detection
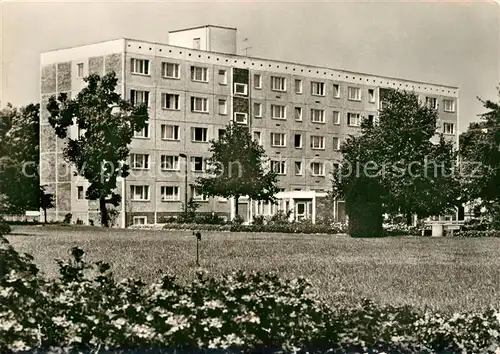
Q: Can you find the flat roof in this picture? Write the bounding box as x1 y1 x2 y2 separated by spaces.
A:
169 25 237 33
40 37 459 90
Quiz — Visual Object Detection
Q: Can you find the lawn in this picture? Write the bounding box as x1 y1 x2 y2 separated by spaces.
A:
6 225 500 314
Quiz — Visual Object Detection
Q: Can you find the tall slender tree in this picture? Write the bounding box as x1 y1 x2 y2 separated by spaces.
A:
196 123 279 219
46 72 148 227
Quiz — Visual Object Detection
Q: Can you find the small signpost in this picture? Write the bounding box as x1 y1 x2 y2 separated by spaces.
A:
193 231 201 266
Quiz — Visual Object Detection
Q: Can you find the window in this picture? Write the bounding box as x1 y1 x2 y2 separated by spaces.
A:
348 86 361 101
218 129 226 139
131 154 150 170
310 162 325 176
218 99 227 115
234 112 248 124
234 83 248 95
193 38 201 49
133 216 147 225
191 127 208 142
271 104 286 119
294 161 303 176
191 157 206 172
311 109 325 123
367 115 375 125
294 134 302 148
130 185 150 201
162 93 180 110
162 62 180 79
295 79 303 94
443 99 456 112
191 66 208 82
191 186 208 201
160 155 180 171
294 107 303 121
368 89 375 103
254 103 262 118
161 124 179 140
254 74 262 89
161 186 180 201
333 137 340 151
271 161 286 175
130 58 150 75
77 186 84 200
333 111 340 125
270 133 286 147
134 122 149 138
253 131 262 144
310 135 325 150
191 97 209 113
218 69 227 85
347 113 360 126
426 97 438 109
333 84 340 98
271 76 286 91
311 81 325 96
130 90 150 106
77 63 84 78
443 122 455 135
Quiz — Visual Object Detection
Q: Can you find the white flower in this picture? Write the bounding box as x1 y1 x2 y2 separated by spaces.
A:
202 299 225 310
495 347 500 354
489 329 499 338
208 337 222 349
10 340 29 352
495 311 500 325
0 319 16 331
112 317 126 329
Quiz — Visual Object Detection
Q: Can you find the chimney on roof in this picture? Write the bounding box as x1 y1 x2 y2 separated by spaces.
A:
168 25 237 55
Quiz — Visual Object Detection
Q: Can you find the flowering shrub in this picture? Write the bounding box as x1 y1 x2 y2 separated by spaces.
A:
3 222 500 353
383 223 420 236
454 230 500 238
160 222 343 235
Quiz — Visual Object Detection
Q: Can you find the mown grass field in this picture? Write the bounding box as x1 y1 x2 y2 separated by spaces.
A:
6 225 500 314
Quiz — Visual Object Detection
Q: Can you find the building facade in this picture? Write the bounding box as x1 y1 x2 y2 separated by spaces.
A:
39 25 459 227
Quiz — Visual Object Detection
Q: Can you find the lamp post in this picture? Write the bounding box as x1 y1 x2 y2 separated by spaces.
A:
179 153 188 214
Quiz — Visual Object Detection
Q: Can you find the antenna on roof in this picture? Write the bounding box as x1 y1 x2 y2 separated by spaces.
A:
242 37 252 56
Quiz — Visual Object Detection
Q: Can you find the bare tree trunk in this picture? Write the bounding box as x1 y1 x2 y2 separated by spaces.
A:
43 208 47 224
99 197 109 228
234 195 239 220
406 212 412 226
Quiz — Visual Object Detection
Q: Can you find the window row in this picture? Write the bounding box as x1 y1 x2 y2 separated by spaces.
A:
425 97 456 112
130 59 247 94
270 161 336 177
130 154 211 172
130 185 208 201
261 133 342 150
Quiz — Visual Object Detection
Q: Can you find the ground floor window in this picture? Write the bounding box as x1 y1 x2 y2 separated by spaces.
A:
133 216 147 225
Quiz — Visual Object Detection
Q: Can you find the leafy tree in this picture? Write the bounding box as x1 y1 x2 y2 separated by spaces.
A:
332 89 460 237
46 72 148 227
0 103 40 214
460 87 500 226
196 123 279 218
39 185 54 223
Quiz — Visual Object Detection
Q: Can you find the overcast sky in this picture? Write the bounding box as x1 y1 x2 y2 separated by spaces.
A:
1 0 499 132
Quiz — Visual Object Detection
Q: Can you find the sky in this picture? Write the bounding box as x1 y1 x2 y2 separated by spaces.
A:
0 0 499 133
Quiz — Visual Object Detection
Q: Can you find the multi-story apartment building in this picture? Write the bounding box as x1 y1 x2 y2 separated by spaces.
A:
39 25 459 227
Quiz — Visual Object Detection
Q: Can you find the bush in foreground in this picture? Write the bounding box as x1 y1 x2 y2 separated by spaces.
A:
2 222 500 353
